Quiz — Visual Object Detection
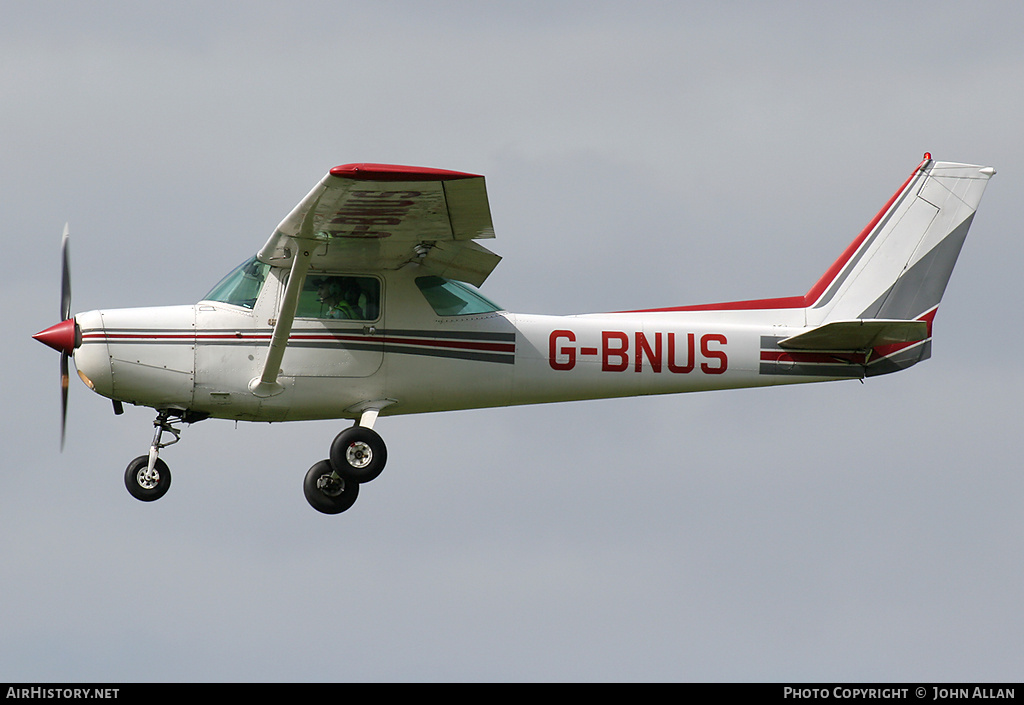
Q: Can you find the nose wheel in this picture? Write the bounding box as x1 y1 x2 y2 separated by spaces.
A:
125 455 171 501
123 409 190 503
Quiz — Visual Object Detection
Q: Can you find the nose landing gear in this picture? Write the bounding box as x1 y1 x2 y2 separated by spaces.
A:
123 409 204 503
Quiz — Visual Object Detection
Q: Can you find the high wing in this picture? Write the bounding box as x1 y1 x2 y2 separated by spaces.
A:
250 163 499 399
257 163 500 287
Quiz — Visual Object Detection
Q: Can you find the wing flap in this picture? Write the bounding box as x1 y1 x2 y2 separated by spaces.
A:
421 240 502 288
778 319 928 352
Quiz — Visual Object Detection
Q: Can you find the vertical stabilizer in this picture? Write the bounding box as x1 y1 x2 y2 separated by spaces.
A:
807 157 995 327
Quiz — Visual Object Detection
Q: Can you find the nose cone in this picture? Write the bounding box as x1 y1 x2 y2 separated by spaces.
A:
33 318 79 355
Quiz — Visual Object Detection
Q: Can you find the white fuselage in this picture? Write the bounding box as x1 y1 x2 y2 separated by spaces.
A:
64 159 995 428
71 263 839 424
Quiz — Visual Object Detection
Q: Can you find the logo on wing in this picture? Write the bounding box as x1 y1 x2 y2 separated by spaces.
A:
327 190 424 238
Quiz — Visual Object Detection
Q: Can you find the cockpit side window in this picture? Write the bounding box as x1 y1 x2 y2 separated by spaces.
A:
296 275 381 321
415 276 503 316
203 256 270 309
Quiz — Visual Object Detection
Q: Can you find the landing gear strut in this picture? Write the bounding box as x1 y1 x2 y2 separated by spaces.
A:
124 409 189 502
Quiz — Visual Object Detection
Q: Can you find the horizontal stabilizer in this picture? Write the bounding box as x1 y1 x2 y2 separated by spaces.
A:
778 319 928 352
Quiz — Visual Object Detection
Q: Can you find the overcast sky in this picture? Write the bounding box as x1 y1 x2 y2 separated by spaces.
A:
3 1 1022 682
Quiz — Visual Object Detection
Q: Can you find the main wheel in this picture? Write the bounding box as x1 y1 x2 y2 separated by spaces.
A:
124 455 171 502
329 426 387 484
303 459 360 514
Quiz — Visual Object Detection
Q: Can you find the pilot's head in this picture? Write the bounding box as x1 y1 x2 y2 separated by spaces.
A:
317 280 342 306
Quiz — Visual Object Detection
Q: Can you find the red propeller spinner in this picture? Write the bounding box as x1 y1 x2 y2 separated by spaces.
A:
33 318 79 355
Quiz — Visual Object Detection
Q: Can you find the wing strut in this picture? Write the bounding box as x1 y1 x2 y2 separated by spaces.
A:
248 245 313 398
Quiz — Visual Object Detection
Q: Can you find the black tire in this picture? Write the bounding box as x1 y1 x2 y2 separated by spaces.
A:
124 455 171 502
329 426 387 484
303 459 359 514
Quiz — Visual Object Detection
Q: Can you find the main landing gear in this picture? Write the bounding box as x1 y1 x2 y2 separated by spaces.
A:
122 408 388 515
303 423 387 515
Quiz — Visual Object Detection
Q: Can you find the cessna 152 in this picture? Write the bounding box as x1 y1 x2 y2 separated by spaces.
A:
34 155 995 514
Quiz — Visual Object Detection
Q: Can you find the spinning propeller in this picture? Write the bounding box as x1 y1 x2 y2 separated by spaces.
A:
33 224 81 449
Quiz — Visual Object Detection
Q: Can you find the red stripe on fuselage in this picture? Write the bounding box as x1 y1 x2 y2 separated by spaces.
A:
83 330 513 354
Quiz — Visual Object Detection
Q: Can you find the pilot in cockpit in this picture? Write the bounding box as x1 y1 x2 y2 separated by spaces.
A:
317 278 364 320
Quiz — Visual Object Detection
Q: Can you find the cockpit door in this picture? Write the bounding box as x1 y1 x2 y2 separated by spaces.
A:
283 272 385 379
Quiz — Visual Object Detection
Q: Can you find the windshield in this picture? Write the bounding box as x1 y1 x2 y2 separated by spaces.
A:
415 276 503 316
203 256 270 309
